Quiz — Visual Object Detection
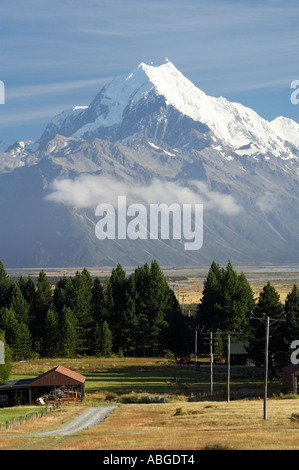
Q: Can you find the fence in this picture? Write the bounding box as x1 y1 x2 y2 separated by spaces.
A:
0 401 61 431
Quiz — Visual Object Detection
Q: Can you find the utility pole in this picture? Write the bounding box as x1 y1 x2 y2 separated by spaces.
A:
197 328 241 399
250 312 285 420
203 329 241 402
227 333 231 403
264 316 270 420
195 327 198 367
189 326 199 367
210 331 213 394
200 330 215 394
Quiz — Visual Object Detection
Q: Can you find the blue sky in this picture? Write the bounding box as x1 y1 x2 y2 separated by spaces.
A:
1 0 299 145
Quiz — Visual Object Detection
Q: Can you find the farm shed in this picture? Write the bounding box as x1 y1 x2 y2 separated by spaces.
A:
230 343 249 365
0 365 86 406
282 363 299 394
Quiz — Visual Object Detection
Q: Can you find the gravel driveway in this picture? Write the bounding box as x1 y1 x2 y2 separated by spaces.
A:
32 406 117 437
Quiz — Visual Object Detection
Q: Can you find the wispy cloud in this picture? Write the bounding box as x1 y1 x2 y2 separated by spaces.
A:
2 0 299 143
6 78 110 100
256 191 279 212
45 175 242 216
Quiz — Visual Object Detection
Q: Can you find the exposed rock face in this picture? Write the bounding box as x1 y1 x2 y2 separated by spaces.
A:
1 59 299 268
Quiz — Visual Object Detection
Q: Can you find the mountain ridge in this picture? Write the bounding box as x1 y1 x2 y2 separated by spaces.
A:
39 58 299 158
1 59 299 268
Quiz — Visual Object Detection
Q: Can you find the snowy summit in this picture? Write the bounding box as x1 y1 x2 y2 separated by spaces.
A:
41 58 299 160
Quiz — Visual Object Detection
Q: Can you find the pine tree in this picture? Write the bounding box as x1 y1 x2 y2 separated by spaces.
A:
197 261 254 336
0 260 12 309
103 264 128 353
147 260 170 355
10 283 29 325
53 275 75 313
131 263 151 356
248 282 284 370
284 284 299 334
18 276 35 306
30 270 53 352
197 261 223 330
0 308 19 349
13 323 32 361
0 308 31 360
94 321 113 356
219 265 254 335
118 274 138 355
59 306 78 358
163 288 190 356
276 284 299 366
72 269 94 354
43 307 60 357
131 261 169 356
91 277 104 324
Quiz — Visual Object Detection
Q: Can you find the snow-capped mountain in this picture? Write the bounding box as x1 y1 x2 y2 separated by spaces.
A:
41 58 299 158
1 58 299 268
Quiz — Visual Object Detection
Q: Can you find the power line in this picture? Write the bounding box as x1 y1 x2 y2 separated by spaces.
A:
195 327 242 400
250 311 287 420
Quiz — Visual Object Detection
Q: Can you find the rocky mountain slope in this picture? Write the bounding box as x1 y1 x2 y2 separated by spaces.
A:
1 59 299 268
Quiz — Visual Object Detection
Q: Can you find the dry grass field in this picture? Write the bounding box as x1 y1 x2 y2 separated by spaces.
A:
1 267 298 451
0 355 298 451
56 399 299 451
0 398 298 450
169 269 299 307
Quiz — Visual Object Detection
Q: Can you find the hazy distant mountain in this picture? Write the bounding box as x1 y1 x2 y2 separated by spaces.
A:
1 58 299 268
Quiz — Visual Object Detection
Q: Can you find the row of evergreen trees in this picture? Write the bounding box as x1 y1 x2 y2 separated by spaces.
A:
196 261 299 369
0 260 189 360
0 258 298 369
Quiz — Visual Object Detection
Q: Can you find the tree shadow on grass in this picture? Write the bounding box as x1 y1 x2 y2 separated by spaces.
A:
84 364 210 395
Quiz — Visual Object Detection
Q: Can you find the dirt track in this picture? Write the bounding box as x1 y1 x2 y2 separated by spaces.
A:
31 406 117 437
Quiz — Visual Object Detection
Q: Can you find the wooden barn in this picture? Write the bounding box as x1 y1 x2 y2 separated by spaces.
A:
0 365 86 406
282 363 299 394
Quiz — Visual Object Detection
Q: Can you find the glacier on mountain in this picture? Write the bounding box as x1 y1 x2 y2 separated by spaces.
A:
41 58 299 160
1 58 299 267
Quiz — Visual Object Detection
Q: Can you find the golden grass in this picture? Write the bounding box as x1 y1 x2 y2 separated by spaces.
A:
0 404 84 450
171 273 299 307
1 399 298 450
54 399 299 451
10 356 165 377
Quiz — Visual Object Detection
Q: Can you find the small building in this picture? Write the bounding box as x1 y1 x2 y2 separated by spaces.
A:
282 363 299 394
0 365 86 406
230 342 250 365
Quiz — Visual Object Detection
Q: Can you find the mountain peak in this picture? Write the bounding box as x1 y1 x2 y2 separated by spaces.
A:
138 57 170 69
70 58 207 140
40 59 299 158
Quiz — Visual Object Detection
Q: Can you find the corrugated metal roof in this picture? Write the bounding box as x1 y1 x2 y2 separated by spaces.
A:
230 343 249 355
0 378 33 390
30 365 86 385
